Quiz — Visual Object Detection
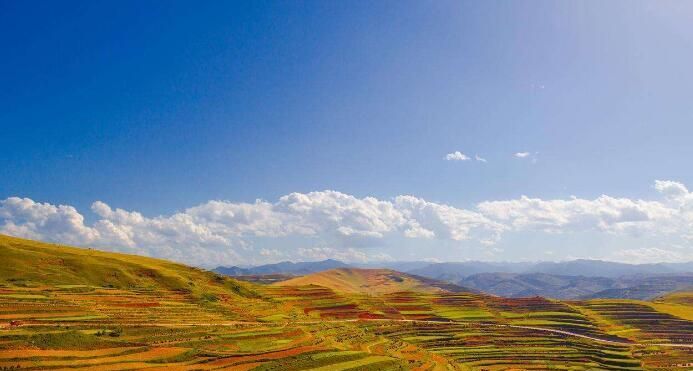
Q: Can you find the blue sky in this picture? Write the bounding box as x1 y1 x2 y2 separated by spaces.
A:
2 1 693 266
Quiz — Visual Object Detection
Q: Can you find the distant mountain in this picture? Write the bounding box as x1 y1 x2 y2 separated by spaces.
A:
528 260 693 278
214 259 349 276
358 261 434 272
458 273 613 299
410 259 693 280
457 272 692 300
408 261 534 282
214 266 252 276
583 275 693 300
215 258 693 300
274 268 473 294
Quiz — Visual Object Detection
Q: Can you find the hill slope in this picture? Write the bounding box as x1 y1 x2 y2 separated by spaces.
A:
0 234 257 298
274 268 471 294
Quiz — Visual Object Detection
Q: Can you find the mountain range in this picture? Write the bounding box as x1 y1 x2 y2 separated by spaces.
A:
457 272 692 299
214 258 349 276
407 260 693 279
215 258 693 299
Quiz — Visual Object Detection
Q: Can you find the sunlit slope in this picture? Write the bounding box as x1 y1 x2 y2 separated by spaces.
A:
274 268 471 294
656 290 693 305
0 234 257 298
648 291 693 321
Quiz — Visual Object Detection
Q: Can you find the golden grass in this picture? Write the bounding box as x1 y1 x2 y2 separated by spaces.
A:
274 268 446 294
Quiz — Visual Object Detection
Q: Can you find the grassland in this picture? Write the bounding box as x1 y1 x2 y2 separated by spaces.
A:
1 234 691 370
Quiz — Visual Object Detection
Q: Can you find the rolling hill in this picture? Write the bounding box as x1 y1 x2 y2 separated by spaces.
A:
1 234 692 370
0 234 259 298
274 268 471 294
217 258 693 300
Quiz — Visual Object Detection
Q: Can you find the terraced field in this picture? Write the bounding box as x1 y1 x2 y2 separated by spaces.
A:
575 300 693 344
369 321 641 370
0 283 415 371
1 235 692 370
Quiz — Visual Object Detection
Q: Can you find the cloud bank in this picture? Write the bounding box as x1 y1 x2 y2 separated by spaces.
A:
2 180 693 265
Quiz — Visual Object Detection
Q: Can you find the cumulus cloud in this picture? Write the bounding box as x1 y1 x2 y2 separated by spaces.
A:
0 191 499 265
654 180 690 204
0 197 98 245
474 155 487 163
275 191 406 239
477 195 672 235
259 248 283 258
445 151 470 161
2 180 693 265
514 152 530 158
395 196 504 244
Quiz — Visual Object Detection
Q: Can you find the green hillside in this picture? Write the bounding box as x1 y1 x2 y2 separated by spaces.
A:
0 234 257 298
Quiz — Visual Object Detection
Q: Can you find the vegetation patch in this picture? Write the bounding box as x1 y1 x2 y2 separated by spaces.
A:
26 331 120 350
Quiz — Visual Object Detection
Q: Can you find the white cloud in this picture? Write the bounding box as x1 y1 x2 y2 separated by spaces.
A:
0 197 99 246
275 191 407 239
395 195 504 244
474 155 487 163
259 248 283 258
478 194 673 235
0 191 499 265
2 180 693 265
514 152 539 163
445 151 470 161
654 180 690 204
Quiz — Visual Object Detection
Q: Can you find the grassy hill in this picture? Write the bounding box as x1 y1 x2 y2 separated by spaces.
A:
273 268 470 294
1 234 692 370
0 234 258 298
